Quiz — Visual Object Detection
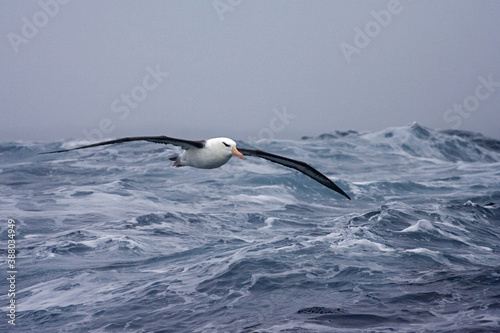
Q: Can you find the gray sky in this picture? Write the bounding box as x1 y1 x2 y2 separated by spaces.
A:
2 0 500 142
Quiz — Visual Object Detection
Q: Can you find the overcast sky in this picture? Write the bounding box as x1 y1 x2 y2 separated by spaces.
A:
2 0 500 143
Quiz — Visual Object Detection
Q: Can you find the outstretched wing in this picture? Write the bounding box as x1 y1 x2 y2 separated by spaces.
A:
40 136 205 154
238 148 351 200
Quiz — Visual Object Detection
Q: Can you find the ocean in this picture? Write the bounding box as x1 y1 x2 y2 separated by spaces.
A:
1 123 499 332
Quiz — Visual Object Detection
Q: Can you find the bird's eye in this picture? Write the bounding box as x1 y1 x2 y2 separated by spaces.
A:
222 142 230 147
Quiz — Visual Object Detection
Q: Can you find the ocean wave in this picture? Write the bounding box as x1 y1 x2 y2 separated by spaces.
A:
304 122 500 163
2 124 500 332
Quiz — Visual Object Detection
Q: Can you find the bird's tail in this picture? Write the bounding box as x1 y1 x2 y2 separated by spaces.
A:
169 155 183 167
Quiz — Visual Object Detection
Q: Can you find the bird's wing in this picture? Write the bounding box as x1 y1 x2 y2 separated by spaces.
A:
40 136 205 154
238 148 351 200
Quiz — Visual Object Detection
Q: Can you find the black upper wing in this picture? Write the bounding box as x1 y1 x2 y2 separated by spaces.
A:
238 148 351 200
40 136 205 154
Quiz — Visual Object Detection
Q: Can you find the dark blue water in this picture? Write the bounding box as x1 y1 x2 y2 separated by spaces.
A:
1 123 500 332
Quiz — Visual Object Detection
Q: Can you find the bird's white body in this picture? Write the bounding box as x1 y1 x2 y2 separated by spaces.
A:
173 137 242 169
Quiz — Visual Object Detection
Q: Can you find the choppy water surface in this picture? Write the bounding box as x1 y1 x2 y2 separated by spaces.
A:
1 123 499 332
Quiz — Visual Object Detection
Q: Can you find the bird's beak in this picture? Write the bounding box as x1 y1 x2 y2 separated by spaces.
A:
232 146 244 159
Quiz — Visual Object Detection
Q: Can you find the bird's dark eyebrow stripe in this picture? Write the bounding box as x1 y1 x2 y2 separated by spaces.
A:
222 142 230 147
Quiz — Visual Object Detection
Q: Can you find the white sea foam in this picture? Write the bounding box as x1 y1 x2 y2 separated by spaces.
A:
335 238 395 252
401 219 436 233
405 248 440 255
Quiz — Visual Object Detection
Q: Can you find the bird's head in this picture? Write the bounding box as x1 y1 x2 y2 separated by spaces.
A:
209 137 244 159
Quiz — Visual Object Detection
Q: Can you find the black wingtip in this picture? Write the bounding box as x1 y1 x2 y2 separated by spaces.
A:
339 187 351 200
325 180 351 200
39 149 73 155
335 187 351 200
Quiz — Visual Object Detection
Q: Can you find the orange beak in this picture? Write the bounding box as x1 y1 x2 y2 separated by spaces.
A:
232 146 244 159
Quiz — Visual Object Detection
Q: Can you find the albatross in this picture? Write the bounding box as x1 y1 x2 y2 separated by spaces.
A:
41 136 351 199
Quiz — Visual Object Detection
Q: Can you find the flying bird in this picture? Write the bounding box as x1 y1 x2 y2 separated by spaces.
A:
41 136 351 199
